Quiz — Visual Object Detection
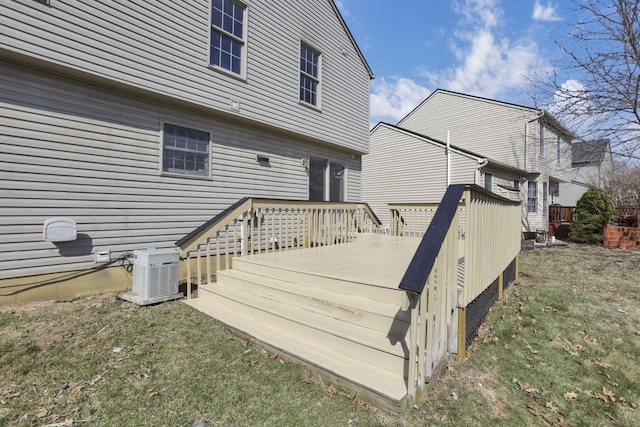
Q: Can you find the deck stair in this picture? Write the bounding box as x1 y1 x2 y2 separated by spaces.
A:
184 234 421 411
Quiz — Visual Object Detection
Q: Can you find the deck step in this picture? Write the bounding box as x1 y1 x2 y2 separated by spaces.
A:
204 272 410 359
231 256 409 306
185 292 409 405
217 268 411 333
195 282 407 375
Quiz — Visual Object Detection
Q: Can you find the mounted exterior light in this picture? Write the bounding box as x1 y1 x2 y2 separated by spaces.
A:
256 154 269 163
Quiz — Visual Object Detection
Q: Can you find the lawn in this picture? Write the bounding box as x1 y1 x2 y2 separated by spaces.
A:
1 244 638 426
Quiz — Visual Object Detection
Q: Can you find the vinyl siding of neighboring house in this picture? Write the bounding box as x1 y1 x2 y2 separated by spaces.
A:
0 0 371 154
558 140 612 205
0 1 372 303
393 90 576 234
398 90 540 170
362 123 482 227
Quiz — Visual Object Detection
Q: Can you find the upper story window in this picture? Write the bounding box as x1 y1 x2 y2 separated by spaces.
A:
162 123 211 177
210 0 246 76
300 43 321 107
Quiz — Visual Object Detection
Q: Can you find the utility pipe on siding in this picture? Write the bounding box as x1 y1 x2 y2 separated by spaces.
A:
446 130 451 187
525 111 545 171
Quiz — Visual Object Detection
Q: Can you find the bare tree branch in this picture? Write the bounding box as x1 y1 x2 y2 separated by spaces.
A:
533 0 640 160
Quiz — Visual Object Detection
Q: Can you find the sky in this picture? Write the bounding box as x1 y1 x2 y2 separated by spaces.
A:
335 0 577 128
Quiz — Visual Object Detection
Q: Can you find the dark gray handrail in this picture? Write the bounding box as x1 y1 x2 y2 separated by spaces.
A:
398 185 466 293
398 184 519 294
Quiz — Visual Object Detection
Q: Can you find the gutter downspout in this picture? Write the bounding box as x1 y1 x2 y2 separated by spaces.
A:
475 158 488 185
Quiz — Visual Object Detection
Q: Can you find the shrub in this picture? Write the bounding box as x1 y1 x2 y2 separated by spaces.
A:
569 188 617 243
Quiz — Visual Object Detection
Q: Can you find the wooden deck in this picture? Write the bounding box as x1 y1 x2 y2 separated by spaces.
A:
184 234 425 411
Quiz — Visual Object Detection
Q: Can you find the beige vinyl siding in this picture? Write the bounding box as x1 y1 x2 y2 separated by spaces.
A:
0 0 370 154
559 181 589 206
482 168 523 203
398 91 540 170
362 124 479 227
0 62 361 280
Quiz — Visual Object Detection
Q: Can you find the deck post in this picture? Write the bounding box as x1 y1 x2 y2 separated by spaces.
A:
186 254 192 300
407 293 419 402
457 306 466 361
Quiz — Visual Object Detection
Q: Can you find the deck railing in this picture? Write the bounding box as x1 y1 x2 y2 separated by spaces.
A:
175 198 382 298
392 185 521 402
549 205 575 223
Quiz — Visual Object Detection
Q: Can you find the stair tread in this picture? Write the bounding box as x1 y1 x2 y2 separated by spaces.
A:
185 294 408 402
198 280 409 358
217 269 409 320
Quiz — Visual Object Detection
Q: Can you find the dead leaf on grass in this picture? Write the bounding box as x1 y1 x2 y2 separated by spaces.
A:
326 385 338 397
259 348 278 359
545 401 560 413
594 360 612 369
583 335 597 345
564 391 578 400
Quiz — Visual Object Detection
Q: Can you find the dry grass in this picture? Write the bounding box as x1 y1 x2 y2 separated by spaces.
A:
1 244 639 426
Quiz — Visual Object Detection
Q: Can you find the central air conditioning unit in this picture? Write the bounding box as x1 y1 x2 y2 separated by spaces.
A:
120 248 182 305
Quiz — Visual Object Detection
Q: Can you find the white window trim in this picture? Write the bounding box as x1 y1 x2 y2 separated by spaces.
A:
527 180 538 214
208 0 249 80
299 40 322 110
159 120 213 180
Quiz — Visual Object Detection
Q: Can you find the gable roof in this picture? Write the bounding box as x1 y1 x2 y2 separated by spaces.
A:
399 88 577 139
572 139 610 165
372 122 529 175
329 1 375 80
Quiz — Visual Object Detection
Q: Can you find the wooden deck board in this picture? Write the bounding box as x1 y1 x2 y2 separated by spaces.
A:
238 234 422 289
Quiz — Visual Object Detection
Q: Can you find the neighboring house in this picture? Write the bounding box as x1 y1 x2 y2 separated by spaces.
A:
0 0 373 304
559 140 612 206
363 89 577 235
363 123 526 227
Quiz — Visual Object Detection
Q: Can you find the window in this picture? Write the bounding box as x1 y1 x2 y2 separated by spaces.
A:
513 179 520 191
527 181 538 214
543 181 548 215
300 43 321 107
309 158 344 201
162 123 210 177
484 173 493 192
210 0 246 75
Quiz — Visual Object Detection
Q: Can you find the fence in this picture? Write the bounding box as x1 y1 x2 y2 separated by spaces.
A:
390 185 521 401
175 198 382 298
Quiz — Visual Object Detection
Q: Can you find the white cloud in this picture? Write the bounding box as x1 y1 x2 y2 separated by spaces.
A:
333 0 349 17
532 0 562 21
367 0 551 125
547 79 597 136
370 77 431 125
418 0 543 100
